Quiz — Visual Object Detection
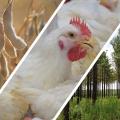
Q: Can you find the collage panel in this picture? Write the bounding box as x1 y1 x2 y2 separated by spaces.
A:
57 29 120 120
0 0 62 87
0 0 120 120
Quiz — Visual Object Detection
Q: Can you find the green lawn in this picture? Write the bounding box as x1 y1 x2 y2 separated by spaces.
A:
58 97 120 120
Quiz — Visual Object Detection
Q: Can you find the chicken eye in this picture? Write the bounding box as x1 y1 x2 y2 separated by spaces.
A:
68 32 75 38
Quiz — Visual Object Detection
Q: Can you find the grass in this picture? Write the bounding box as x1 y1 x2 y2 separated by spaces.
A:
58 97 120 120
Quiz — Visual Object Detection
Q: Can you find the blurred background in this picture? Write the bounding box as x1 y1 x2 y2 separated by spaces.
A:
0 0 61 44
0 0 62 86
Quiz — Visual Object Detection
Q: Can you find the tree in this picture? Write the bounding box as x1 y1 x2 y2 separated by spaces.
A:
111 30 120 98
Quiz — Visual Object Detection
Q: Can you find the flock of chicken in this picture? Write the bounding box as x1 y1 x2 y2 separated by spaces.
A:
0 0 120 120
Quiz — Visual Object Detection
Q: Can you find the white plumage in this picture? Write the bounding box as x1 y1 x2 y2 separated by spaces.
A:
32 118 43 120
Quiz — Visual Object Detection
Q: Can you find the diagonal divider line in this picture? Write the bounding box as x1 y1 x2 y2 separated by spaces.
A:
53 24 120 120
0 0 65 94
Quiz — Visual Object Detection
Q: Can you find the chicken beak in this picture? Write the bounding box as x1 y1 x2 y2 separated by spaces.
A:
75 35 93 49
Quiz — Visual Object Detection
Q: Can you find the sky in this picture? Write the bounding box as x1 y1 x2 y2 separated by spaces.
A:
105 43 114 62
104 31 118 69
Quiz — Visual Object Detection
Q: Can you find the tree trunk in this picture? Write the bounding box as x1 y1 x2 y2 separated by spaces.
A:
92 63 98 104
102 67 104 98
64 102 70 120
87 74 90 98
103 69 106 98
117 73 120 98
77 87 80 104
79 84 82 100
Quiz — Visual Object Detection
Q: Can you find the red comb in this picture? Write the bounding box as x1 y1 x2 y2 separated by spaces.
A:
70 17 91 38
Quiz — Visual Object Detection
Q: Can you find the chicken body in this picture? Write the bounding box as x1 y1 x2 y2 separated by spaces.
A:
9 26 78 89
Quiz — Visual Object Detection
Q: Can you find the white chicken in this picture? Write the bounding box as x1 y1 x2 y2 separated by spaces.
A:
0 16 99 120
96 0 120 19
57 0 120 76
104 0 120 20
100 0 118 10
58 0 119 47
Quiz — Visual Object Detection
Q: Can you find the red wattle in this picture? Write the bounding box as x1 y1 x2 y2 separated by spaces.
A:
67 45 87 62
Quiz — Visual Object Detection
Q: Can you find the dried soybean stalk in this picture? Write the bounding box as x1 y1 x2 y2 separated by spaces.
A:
18 17 28 36
4 38 17 58
38 11 45 31
0 22 5 52
3 0 27 50
0 53 9 79
3 48 17 73
0 72 5 87
16 48 27 64
6 56 17 72
25 20 35 43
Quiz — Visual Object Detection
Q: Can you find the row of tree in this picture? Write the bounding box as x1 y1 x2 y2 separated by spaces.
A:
111 30 120 98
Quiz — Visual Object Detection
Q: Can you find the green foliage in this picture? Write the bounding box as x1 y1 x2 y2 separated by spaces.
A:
98 52 114 83
59 97 120 120
111 30 120 76
111 30 120 98
57 113 64 120
69 97 82 120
